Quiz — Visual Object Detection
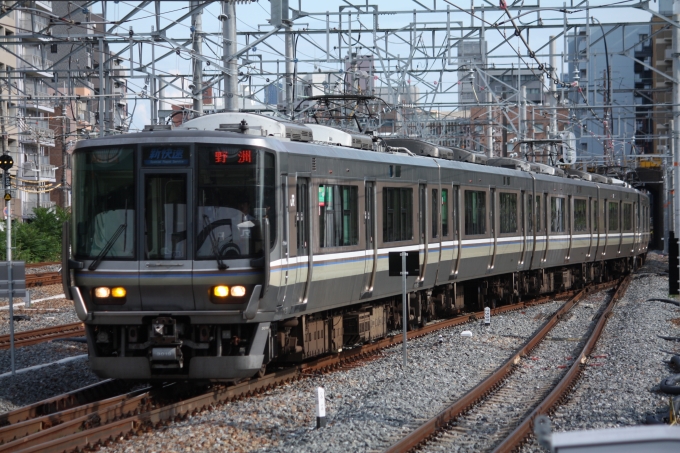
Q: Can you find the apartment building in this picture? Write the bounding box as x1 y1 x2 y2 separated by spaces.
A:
0 1 18 220
0 1 61 220
566 23 651 165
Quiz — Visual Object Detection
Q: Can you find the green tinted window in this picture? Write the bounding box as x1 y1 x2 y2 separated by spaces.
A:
319 185 359 247
464 190 486 235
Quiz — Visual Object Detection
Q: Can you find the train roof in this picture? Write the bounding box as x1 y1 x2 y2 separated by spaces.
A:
74 112 635 189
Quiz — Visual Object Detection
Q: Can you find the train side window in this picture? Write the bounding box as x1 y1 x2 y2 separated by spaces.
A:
431 189 439 238
535 195 542 232
318 185 359 247
441 189 449 237
592 200 598 232
383 187 413 242
623 203 633 231
527 194 533 234
499 192 517 234
550 197 566 233
464 190 486 235
608 201 619 231
574 199 588 232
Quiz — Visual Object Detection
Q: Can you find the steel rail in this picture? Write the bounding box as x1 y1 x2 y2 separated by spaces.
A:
25 272 62 288
491 274 633 453
382 279 620 453
300 289 592 374
10 368 300 453
0 282 616 453
0 389 156 452
0 322 84 350
0 379 128 428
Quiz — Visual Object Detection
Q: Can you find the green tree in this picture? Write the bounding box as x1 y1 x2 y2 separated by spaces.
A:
0 206 71 263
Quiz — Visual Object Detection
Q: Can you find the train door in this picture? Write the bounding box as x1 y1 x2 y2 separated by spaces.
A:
617 201 624 255
295 177 311 303
593 186 601 258
431 186 441 284
451 185 462 278
362 181 376 296
418 184 428 283
276 176 291 306
602 196 608 257
566 195 573 261
632 194 640 254
527 175 537 269
488 188 497 271
139 170 195 310
587 196 594 259
541 192 549 265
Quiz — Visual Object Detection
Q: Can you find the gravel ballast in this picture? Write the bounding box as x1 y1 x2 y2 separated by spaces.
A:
99 300 572 453
423 286 613 452
97 255 673 453
0 282 76 336
1 255 673 452
519 259 677 451
0 267 100 414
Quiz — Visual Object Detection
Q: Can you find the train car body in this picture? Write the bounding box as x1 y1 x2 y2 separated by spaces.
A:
62 113 650 381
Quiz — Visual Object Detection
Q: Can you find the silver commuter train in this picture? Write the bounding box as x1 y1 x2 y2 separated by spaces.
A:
61 112 650 381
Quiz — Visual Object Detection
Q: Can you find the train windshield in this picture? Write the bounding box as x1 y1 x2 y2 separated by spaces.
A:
73 147 136 259
196 145 276 260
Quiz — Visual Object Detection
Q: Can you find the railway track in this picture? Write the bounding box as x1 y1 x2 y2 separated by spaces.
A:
0 279 623 453
25 272 61 288
25 262 60 269
0 323 84 350
382 276 631 453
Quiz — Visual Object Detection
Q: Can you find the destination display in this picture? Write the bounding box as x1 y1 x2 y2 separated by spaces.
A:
142 147 190 166
212 149 253 165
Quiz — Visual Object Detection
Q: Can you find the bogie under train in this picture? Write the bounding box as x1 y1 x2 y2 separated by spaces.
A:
62 112 649 381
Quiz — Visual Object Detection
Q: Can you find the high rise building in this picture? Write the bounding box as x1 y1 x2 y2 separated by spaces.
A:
566 23 651 167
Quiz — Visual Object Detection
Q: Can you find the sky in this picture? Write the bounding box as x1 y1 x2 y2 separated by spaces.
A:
90 0 658 131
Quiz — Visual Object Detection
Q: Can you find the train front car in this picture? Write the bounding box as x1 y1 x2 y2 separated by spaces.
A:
63 129 278 381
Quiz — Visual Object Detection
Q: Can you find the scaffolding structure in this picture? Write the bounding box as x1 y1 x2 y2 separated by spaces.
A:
0 0 677 249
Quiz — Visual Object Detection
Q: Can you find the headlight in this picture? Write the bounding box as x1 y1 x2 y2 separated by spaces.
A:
111 287 127 298
94 287 110 298
230 285 246 297
213 285 229 297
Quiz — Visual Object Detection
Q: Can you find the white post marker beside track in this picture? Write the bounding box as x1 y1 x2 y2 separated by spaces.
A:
316 387 326 429
389 251 420 369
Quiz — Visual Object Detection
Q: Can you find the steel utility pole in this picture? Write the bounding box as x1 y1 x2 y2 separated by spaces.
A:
61 111 68 208
0 75 7 158
192 1 204 117
486 90 493 158
549 37 558 139
0 92 13 373
223 0 238 112
666 123 672 254
283 0 294 117
519 86 526 157
674 0 680 241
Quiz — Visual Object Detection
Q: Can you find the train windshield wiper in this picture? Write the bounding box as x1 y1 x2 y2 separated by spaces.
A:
88 223 126 271
203 215 228 270
89 203 129 271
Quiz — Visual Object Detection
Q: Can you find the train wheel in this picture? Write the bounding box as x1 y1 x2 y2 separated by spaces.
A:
257 363 267 378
